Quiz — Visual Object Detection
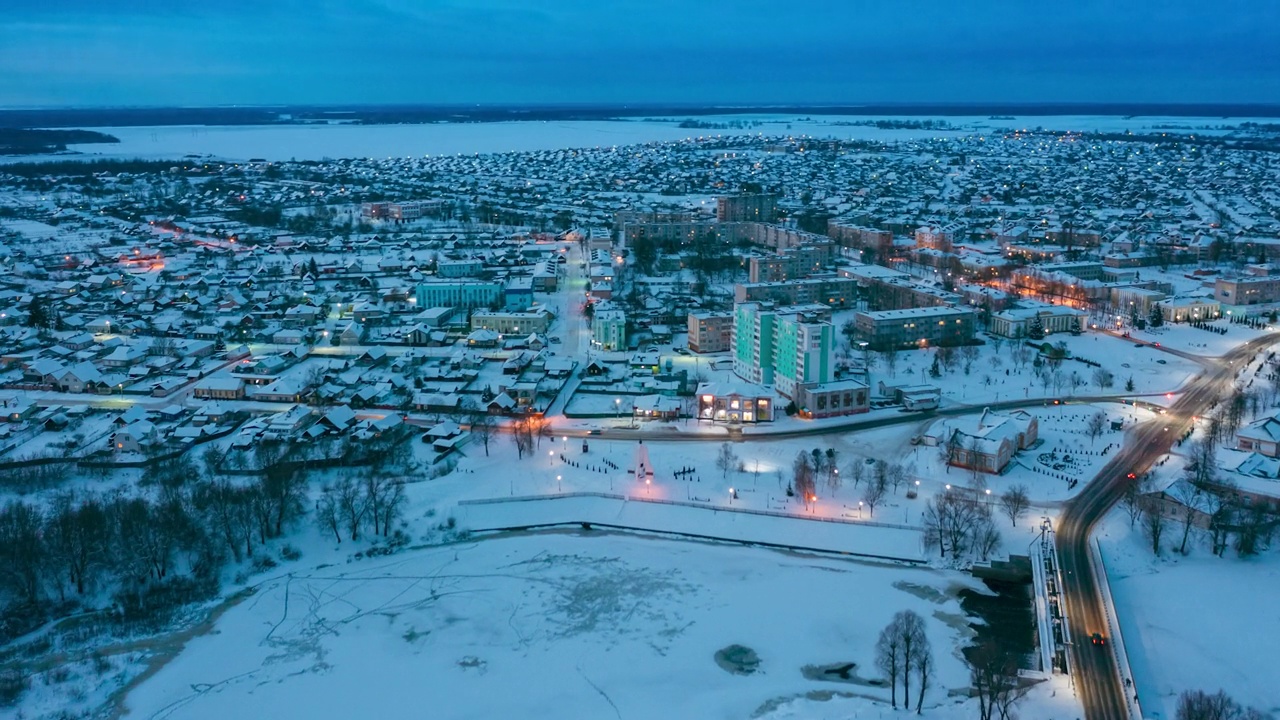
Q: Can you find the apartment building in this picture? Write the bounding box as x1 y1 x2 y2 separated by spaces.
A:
717 194 779 223
687 311 733 353
747 242 833 283
593 308 627 351
415 281 504 310
732 303 835 399
853 306 977 350
733 277 857 307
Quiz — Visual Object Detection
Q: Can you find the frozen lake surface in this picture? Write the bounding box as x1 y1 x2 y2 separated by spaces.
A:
6 113 1264 163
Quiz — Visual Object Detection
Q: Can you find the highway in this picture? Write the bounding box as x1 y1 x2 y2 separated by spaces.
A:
1056 332 1279 720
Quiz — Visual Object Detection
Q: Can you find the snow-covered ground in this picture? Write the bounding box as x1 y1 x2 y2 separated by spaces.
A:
1123 322 1276 358
115 531 1075 720
1098 511 1280 720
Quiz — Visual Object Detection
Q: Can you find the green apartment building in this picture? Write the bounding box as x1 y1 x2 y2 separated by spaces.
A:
732 303 834 399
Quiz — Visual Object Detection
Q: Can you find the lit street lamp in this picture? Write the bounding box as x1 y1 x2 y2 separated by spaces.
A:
858 500 863 518
728 487 734 505
557 474 562 493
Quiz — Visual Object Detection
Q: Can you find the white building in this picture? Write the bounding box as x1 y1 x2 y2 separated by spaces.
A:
593 308 627 351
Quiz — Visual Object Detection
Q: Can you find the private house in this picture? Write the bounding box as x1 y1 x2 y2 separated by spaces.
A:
1237 414 1280 457
193 377 245 400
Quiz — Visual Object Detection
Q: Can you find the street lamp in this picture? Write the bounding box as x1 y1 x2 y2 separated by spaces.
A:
858 500 863 518
645 477 651 496
557 474 562 493
549 449 554 468
728 487 734 505
615 398 621 421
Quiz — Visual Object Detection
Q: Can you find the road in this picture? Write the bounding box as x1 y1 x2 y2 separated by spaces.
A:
540 391 1180 442
1056 332 1279 720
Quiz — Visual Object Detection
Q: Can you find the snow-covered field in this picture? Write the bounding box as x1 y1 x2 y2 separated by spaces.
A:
1098 513 1280 720
1124 322 1275 358
1 113 1260 163
115 531 1073 720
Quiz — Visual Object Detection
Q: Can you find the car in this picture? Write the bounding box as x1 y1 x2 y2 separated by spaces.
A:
1126 472 1137 479
1156 359 1167 364
550 337 562 344
1121 363 1131 368
1134 343 1144 348
1153 342 1161 347
587 429 602 435
1091 633 1106 646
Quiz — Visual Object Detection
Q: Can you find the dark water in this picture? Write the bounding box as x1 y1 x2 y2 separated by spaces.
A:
958 579 1036 667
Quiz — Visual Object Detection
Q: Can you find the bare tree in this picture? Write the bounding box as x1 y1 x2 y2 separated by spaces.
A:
1171 477 1206 555
922 492 994 560
862 475 887 518
1176 688 1271 720
1086 411 1106 444
1092 367 1115 392
969 643 1031 720
847 459 866 490
1204 481 1236 558
1120 473 1152 527
1142 495 1167 555
467 402 497 457
510 415 534 459
895 610 928 711
999 484 1030 527
880 347 899 377
335 474 367 541
875 616 905 708
888 462 907 495
716 443 739 479
317 489 342 543
911 623 933 714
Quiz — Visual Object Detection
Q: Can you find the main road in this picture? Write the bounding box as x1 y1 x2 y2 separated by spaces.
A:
1056 332 1279 720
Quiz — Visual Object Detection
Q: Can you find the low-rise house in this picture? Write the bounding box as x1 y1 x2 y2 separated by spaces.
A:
946 409 1039 474
111 420 159 454
1237 415 1280 457
194 377 244 400
696 381 774 423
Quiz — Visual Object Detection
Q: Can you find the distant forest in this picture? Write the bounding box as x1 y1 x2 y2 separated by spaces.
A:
0 128 119 156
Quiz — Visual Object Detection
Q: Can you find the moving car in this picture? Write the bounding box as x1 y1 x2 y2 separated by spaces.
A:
1091 633 1106 646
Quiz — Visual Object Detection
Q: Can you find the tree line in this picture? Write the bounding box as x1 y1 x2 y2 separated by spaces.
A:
0 443 411 648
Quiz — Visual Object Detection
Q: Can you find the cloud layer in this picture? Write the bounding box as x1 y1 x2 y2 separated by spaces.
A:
1 0 1276 107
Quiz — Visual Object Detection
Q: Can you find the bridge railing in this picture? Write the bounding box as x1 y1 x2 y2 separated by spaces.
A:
1090 536 1145 720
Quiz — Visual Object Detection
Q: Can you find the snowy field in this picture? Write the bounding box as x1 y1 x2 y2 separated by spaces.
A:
1098 513 1280 720
1124 322 1276 358
115 531 1076 720
0 113 1261 163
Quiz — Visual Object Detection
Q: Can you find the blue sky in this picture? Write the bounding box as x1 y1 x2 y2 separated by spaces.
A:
1 0 1276 107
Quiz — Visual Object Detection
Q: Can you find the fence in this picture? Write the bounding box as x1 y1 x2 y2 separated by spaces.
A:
1089 537 1145 720
460 491 920 532
459 492 925 564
